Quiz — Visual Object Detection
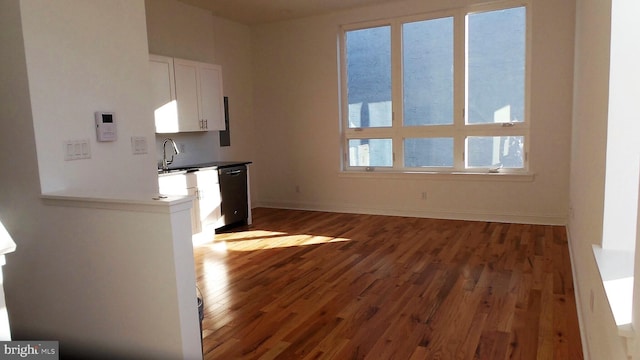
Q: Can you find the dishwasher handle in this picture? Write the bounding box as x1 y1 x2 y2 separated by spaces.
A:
219 166 246 176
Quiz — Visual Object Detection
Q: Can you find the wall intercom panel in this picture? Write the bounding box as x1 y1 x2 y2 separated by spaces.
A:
95 112 117 142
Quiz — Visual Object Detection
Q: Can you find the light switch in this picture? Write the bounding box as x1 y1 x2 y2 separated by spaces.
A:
65 142 74 160
81 141 90 157
64 139 91 160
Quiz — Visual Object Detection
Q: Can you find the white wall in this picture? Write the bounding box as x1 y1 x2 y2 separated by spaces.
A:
20 0 158 194
601 0 640 251
568 0 628 358
249 0 575 225
0 0 200 358
145 0 215 63
212 17 256 165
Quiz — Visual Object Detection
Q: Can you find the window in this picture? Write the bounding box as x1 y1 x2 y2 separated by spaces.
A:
346 26 392 129
340 3 529 173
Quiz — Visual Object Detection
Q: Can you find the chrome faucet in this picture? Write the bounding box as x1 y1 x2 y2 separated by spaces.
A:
162 138 180 170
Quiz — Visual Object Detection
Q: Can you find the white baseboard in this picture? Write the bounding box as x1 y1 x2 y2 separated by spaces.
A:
565 226 591 360
253 199 567 225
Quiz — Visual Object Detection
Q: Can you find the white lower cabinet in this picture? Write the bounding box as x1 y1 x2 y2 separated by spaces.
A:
158 172 199 234
194 169 222 230
158 169 221 235
187 187 200 234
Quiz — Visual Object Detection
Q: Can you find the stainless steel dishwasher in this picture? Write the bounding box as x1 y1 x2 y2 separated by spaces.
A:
218 165 248 229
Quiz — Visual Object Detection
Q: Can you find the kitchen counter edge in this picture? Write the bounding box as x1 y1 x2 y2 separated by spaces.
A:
158 161 252 176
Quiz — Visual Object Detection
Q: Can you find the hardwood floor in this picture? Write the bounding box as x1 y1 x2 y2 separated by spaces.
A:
194 208 583 359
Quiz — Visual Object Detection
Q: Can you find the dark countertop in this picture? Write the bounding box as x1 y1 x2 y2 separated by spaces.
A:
158 161 252 175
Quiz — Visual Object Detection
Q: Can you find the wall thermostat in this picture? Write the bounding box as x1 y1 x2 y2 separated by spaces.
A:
95 112 117 142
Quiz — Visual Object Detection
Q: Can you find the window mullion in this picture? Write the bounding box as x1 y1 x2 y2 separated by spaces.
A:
453 10 466 171
391 20 403 169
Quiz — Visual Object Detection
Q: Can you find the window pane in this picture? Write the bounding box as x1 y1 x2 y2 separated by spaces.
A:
403 17 453 126
346 26 392 128
467 136 524 168
467 7 525 124
405 138 453 167
348 139 393 166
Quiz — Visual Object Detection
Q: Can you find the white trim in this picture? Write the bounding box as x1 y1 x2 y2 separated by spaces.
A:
254 199 566 225
41 191 194 214
592 244 637 358
338 170 534 182
565 226 591 360
592 245 635 326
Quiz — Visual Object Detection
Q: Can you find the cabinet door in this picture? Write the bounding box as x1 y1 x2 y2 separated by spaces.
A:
158 173 199 234
149 55 179 133
173 59 202 132
198 63 225 131
195 170 222 228
189 187 202 234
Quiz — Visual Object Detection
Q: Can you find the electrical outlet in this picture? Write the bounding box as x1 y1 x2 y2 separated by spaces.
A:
131 136 147 155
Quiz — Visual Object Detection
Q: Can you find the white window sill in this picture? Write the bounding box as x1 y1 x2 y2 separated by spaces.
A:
592 245 634 329
338 170 535 182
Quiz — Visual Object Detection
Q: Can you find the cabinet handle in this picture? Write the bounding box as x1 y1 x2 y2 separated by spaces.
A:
205 119 208 129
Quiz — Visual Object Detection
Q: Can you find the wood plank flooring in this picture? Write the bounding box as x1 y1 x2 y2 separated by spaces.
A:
194 208 583 359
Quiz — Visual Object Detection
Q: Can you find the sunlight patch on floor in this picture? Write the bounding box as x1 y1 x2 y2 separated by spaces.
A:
206 229 351 251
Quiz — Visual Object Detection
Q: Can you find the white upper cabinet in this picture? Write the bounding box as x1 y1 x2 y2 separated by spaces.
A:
198 63 225 131
173 59 201 132
150 55 225 133
150 55 179 133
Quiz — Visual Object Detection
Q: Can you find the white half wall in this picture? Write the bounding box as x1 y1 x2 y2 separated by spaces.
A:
30 196 200 359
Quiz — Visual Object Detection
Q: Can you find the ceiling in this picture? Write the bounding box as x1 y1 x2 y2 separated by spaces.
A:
177 0 406 25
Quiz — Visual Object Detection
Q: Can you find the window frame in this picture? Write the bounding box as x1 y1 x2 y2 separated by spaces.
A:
339 1 532 175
